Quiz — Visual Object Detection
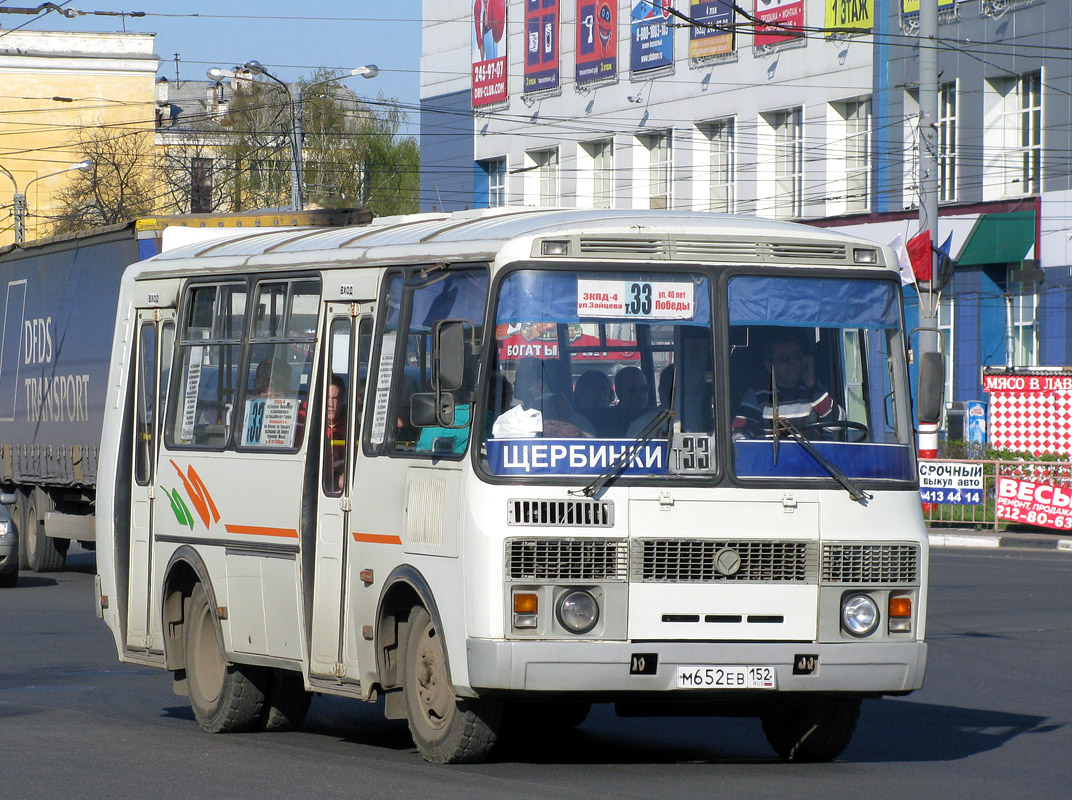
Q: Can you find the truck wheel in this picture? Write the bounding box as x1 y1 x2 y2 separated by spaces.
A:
25 490 65 573
260 669 311 731
403 606 501 763
760 694 861 762
13 489 29 570
184 583 267 733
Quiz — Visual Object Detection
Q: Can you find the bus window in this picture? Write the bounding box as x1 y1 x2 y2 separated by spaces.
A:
481 269 714 477
239 279 320 450
727 275 912 481
166 282 246 449
372 268 488 455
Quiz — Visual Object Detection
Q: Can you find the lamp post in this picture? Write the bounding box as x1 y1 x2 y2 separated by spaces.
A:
207 62 379 212
0 159 93 244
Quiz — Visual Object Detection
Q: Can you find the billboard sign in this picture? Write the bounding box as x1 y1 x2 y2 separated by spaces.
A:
630 0 674 74
473 0 508 108
525 0 560 94
577 0 618 85
689 1 734 60
753 0 804 47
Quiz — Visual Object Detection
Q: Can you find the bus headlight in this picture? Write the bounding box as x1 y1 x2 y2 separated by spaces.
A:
841 593 879 638
556 590 599 634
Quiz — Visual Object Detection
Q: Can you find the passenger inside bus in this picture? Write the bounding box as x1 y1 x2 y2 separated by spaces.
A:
572 369 615 436
325 374 347 488
491 357 593 438
625 364 676 437
611 366 652 435
731 334 844 440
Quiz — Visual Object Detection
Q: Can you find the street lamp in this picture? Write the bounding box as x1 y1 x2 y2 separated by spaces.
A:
207 62 379 212
0 159 93 244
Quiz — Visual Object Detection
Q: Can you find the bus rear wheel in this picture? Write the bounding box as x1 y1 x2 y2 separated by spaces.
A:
260 669 311 732
760 694 861 762
184 583 267 733
403 606 501 763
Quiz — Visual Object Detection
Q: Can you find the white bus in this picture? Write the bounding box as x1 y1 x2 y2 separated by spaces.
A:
95 209 932 763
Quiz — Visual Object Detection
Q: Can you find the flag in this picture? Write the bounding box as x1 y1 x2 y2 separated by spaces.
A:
889 234 915 286
906 230 932 283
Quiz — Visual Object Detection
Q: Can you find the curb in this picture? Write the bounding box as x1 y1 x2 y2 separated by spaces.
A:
929 531 1072 552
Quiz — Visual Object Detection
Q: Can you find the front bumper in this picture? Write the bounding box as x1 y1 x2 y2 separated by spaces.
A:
466 638 927 695
0 539 17 574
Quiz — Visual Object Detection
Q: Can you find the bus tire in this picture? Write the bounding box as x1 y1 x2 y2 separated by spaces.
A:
260 669 311 732
760 694 861 762
25 490 65 573
184 583 267 733
403 606 501 763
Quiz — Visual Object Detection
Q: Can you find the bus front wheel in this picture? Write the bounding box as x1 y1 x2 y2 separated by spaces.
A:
403 606 501 763
760 694 861 762
184 583 267 733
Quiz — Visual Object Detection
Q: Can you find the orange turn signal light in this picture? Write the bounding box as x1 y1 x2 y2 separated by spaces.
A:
514 593 539 614
889 596 912 618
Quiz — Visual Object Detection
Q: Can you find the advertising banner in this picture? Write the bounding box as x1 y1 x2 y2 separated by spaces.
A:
473 0 508 108
525 0 560 94
825 0 872 31
630 0 674 74
576 0 618 85
996 475 1072 531
918 461 983 505
753 0 804 48
689 0 734 60
983 373 1072 394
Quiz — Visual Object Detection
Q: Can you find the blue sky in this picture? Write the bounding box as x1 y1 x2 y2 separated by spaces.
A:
0 1 424 126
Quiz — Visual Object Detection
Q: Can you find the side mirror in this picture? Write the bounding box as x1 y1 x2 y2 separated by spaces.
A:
917 350 945 425
410 391 456 428
434 319 467 393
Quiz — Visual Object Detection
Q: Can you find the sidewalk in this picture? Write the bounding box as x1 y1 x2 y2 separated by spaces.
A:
928 527 1072 552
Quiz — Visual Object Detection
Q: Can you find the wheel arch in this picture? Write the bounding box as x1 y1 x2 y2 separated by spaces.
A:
161 545 222 673
374 564 448 692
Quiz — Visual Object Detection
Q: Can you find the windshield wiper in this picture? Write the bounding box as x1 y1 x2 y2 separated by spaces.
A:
571 409 674 499
770 366 780 466
771 415 873 505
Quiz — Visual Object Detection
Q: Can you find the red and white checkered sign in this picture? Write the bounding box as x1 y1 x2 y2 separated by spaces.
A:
988 390 1072 457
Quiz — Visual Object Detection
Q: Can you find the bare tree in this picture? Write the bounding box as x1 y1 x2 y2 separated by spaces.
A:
49 125 160 235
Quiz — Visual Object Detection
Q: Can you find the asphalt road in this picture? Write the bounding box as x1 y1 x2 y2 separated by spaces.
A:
1 547 1069 799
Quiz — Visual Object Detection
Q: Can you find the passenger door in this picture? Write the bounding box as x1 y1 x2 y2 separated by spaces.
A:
126 309 175 651
310 304 371 678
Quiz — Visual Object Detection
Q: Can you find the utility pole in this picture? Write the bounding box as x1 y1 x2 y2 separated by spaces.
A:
917 0 941 459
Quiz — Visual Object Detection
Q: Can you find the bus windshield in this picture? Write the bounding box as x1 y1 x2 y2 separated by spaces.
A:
481 268 714 478
728 275 913 482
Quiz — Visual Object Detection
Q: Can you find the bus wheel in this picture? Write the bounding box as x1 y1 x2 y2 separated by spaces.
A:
25 490 65 573
403 606 501 763
260 669 311 732
760 694 861 762
184 583 267 733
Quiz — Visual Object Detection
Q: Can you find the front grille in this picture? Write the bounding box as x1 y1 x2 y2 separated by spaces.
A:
821 543 920 584
506 538 629 582
768 242 848 262
631 539 817 583
508 498 613 527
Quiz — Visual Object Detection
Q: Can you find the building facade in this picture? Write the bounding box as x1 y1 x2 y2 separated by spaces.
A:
419 0 1072 431
0 30 158 246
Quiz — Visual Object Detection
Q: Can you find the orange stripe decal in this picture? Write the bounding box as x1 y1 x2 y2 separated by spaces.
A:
225 524 299 539
351 532 403 545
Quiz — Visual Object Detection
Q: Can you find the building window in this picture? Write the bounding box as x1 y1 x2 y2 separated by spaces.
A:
640 131 672 209
526 148 559 206
701 119 735 213
588 140 614 208
481 158 506 207
938 82 957 202
771 108 802 218
1008 274 1038 367
191 157 213 213
991 71 1041 196
839 98 870 212
938 296 954 408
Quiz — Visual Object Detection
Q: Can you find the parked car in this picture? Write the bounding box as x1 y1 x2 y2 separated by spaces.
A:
0 493 17 588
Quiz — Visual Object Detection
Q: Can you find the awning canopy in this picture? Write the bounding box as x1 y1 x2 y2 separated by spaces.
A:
956 210 1036 266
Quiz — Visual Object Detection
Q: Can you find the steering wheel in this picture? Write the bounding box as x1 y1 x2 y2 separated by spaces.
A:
803 420 869 443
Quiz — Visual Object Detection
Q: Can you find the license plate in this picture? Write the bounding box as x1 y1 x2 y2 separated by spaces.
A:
675 665 777 690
